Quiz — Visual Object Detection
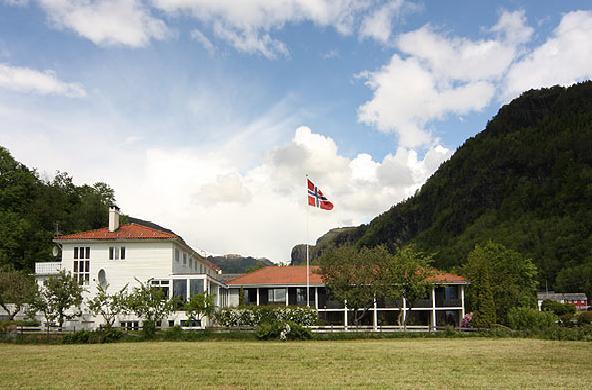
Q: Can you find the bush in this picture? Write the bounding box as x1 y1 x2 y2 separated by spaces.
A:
577 311 592 325
256 320 312 341
508 307 557 331
63 330 94 344
541 299 576 319
214 306 318 328
62 328 125 344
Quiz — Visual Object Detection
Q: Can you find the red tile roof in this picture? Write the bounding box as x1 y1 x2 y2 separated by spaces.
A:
228 266 324 285
429 272 467 284
54 224 179 240
227 265 467 285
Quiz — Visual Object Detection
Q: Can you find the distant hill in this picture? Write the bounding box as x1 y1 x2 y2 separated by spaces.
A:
294 82 592 295
207 254 274 274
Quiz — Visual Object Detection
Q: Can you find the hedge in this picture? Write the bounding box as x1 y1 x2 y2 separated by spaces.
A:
213 306 318 327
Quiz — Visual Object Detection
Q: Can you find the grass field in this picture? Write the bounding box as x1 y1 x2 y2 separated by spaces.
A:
2 338 591 389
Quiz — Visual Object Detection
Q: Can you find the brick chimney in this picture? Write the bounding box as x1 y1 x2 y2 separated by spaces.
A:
108 206 120 232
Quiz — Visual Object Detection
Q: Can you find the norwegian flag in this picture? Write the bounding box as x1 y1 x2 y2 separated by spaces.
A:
307 179 334 210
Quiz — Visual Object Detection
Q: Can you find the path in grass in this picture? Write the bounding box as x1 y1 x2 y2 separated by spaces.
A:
2 338 590 389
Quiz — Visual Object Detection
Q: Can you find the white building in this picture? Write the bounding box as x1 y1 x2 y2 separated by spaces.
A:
28 206 468 331
35 206 225 329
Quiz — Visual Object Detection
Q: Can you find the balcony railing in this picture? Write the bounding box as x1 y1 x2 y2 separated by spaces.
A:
35 262 62 275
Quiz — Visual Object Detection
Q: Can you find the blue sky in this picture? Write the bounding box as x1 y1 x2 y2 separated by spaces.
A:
1 1 591 261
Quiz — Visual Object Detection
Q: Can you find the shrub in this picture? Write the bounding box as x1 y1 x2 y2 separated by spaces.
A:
256 320 312 341
507 307 557 331
214 307 317 328
577 311 592 325
541 300 576 323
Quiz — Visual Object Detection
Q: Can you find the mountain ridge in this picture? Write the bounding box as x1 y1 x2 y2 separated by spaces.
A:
292 82 592 295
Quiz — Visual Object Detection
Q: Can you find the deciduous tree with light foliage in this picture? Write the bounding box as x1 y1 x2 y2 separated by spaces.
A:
319 244 433 328
381 245 433 329
87 283 130 329
0 265 37 320
184 292 215 326
127 278 174 336
29 270 84 330
318 244 385 326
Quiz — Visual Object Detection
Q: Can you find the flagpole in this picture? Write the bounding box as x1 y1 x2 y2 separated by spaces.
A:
306 174 310 308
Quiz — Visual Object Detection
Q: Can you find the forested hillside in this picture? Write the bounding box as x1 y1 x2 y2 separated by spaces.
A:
0 147 114 270
300 82 592 295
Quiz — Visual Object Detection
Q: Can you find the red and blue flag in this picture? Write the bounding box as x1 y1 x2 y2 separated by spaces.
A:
307 179 333 210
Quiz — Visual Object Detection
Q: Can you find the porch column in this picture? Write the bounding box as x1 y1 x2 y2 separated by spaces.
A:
402 298 407 327
314 287 318 309
431 287 437 331
458 284 465 327
460 284 465 323
256 288 260 306
373 295 378 331
344 300 348 330
286 288 289 306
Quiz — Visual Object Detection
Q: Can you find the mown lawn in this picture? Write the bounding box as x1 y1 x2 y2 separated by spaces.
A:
1 338 590 389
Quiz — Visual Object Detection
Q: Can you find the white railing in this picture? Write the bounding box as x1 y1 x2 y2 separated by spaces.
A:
35 262 62 275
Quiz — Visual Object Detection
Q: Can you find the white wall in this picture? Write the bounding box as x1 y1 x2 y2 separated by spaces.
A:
60 241 175 300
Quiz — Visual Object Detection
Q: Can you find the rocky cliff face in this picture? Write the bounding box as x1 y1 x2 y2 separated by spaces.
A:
290 226 360 265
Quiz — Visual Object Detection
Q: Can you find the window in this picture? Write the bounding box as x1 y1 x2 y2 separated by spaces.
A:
268 288 286 305
73 246 90 260
190 279 204 297
175 249 180 262
150 280 170 298
120 320 139 330
183 252 187 265
109 246 125 260
73 259 90 285
173 279 187 310
199 264 203 274
173 279 187 301
189 257 193 269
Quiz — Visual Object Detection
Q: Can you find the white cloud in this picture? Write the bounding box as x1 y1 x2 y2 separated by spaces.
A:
1 95 452 260
359 0 404 44
358 55 495 146
190 28 216 55
37 0 168 47
503 10 592 100
212 23 289 59
152 0 377 57
358 10 532 147
0 63 86 97
194 173 252 206
490 9 534 46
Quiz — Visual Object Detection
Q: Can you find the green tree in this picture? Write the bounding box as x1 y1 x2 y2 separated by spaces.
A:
184 293 215 326
381 245 434 329
87 284 130 329
0 265 37 320
463 245 497 328
318 245 384 326
127 279 174 337
29 270 84 331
